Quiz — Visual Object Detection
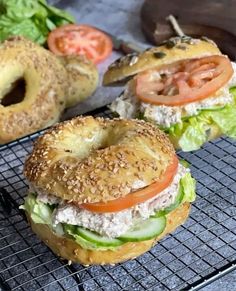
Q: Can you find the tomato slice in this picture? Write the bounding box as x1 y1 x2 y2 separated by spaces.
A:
47 24 113 64
136 55 233 106
78 155 178 213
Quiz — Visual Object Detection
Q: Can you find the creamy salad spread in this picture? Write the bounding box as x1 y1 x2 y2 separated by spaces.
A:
34 163 188 238
110 62 236 128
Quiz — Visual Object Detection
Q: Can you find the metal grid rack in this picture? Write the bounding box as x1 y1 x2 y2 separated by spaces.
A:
0 107 235 291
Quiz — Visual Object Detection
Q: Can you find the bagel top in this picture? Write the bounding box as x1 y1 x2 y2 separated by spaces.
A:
24 116 175 204
103 36 221 86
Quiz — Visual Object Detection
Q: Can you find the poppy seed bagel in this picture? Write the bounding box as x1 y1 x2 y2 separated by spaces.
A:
103 37 221 86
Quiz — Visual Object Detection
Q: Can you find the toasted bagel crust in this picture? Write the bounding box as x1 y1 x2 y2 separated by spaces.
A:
103 37 221 86
24 116 175 203
58 55 99 108
28 202 190 265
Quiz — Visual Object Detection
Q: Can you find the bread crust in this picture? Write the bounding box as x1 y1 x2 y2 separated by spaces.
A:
58 55 99 108
24 116 175 203
0 36 67 143
103 37 221 86
28 202 190 265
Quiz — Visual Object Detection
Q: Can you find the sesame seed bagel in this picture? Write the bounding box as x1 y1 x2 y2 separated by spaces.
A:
103 37 221 86
58 55 99 108
24 116 175 203
27 202 190 265
0 36 67 143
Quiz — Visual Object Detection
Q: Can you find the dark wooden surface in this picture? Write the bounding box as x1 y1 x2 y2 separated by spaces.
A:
141 0 236 60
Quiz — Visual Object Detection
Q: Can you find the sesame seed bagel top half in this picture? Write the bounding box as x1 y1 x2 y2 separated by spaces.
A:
24 116 175 204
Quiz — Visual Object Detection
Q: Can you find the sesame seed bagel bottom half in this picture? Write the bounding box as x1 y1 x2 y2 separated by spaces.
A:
103 37 221 86
27 202 190 265
24 116 175 203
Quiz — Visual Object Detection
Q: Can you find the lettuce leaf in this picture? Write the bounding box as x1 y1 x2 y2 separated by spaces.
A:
20 193 52 224
206 105 236 138
20 193 63 234
38 0 74 24
0 0 74 45
180 172 196 203
0 18 45 44
166 87 236 151
3 0 41 20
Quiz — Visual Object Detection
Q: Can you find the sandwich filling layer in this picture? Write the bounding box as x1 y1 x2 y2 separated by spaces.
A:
110 62 236 128
32 163 187 238
110 61 236 151
21 162 196 249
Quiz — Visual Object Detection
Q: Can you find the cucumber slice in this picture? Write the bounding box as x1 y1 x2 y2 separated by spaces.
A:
119 216 166 242
181 106 225 122
76 227 124 247
153 186 184 218
163 188 184 213
200 106 225 112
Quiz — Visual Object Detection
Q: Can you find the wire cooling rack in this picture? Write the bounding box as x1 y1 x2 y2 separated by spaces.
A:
0 107 235 291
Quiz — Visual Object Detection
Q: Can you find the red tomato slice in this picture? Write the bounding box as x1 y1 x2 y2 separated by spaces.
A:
47 24 113 64
136 55 233 106
78 155 178 213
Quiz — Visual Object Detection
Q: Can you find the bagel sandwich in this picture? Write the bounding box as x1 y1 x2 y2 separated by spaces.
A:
20 116 196 265
104 36 236 151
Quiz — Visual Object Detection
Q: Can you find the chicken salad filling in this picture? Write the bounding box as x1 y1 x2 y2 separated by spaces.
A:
110 62 236 151
21 163 196 249
110 61 236 128
31 163 186 238
53 164 188 237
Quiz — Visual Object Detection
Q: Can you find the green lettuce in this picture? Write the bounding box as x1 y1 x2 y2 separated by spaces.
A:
20 193 52 224
0 0 74 45
20 193 63 234
180 172 196 203
166 87 236 151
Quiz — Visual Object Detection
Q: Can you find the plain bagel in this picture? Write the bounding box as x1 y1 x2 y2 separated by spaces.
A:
24 116 175 203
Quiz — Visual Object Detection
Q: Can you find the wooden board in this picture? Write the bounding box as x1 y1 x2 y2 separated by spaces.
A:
141 0 236 60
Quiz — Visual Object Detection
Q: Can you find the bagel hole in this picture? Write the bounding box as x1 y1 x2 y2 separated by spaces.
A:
1 78 26 106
